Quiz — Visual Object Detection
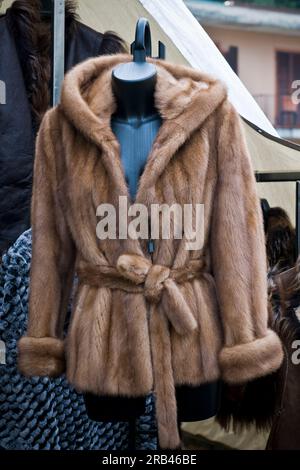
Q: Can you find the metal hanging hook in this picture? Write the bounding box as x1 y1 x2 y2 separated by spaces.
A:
131 17 166 61
132 18 152 62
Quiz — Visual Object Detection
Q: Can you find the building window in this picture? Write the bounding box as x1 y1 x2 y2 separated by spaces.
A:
276 51 300 128
216 44 238 75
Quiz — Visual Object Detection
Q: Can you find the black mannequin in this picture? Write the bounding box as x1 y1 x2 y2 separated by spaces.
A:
84 18 221 448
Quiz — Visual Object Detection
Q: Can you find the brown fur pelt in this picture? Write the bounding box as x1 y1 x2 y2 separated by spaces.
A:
17 54 283 449
5 0 127 124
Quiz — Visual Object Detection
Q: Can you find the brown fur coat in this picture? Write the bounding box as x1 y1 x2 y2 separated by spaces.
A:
18 53 283 449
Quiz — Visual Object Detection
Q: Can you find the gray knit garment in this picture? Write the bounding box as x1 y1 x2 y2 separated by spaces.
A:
0 230 157 450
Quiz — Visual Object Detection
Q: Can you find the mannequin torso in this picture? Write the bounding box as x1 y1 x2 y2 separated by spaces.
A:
111 115 162 200
111 65 162 200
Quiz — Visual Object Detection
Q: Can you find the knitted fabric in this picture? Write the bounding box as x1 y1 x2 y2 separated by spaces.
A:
0 229 157 450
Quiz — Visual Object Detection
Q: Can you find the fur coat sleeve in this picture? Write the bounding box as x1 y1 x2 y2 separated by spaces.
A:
18 111 74 376
212 100 282 383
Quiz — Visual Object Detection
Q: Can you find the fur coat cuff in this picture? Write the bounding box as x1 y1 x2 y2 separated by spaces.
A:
219 329 284 384
18 337 65 377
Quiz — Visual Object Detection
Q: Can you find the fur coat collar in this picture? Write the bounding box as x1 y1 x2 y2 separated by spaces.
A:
60 53 227 200
18 54 283 449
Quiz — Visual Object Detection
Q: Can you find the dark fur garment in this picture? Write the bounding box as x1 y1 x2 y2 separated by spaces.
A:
265 207 296 269
5 0 127 123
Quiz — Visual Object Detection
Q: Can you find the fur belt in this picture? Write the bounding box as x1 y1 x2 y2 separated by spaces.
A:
77 254 206 335
77 254 206 448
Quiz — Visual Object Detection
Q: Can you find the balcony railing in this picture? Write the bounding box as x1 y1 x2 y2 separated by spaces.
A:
253 93 300 130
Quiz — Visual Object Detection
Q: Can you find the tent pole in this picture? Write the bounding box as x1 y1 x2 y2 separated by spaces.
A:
297 181 300 258
51 0 65 106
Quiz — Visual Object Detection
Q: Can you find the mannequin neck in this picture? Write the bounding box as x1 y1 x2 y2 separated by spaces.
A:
111 73 158 123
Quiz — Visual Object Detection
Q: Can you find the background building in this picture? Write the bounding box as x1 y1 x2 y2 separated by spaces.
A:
186 0 300 141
